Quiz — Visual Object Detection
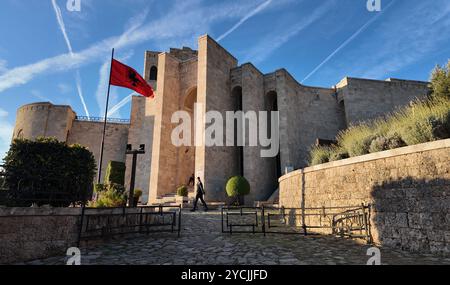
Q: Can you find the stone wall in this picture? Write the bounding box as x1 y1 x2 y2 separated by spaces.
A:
125 96 154 203
279 139 450 256
148 52 182 201
336 77 429 126
67 121 129 182
241 63 278 202
0 207 145 264
198 35 239 202
0 207 80 264
279 70 347 169
13 102 75 142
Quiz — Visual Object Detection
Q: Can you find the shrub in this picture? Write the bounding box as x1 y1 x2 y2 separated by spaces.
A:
329 147 350 162
392 98 450 145
134 189 143 199
430 60 450 100
338 125 376 157
177 185 188 197
369 133 406 153
3 137 96 207
104 161 126 186
307 77 450 166
94 183 106 193
309 146 332 166
226 176 250 197
95 183 127 208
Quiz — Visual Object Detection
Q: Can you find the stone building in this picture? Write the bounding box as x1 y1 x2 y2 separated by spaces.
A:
12 35 430 204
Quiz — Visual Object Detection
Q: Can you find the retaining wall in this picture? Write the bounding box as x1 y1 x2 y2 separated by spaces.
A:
279 139 450 256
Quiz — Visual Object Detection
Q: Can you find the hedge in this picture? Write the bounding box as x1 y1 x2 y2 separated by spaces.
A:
3 137 96 206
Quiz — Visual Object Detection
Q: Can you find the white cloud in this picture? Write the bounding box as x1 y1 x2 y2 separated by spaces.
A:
0 59 7 74
0 0 266 94
57 83 72 94
31 89 51 102
93 8 145 118
0 108 7 117
0 108 14 161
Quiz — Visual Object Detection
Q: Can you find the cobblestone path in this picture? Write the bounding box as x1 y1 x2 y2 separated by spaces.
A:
23 210 450 265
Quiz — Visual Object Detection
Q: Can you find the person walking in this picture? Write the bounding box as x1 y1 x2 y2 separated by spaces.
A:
188 173 195 186
191 177 208 212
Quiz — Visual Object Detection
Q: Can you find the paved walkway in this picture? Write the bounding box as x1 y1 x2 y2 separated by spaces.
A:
24 210 450 265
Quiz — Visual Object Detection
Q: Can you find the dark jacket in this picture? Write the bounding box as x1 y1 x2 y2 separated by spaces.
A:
196 182 205 195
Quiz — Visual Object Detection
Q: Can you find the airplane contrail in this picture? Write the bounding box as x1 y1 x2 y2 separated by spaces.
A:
217 0 272 42
108 93 135 117
51 0 90 118
301 0 397 84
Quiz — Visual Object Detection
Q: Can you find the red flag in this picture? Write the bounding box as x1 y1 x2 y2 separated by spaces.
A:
110 59 154 98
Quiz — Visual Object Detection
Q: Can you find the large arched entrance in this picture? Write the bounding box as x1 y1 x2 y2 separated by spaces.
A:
178 87 197 189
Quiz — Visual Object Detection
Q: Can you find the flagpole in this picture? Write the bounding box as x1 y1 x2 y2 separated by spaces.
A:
97 48 115 184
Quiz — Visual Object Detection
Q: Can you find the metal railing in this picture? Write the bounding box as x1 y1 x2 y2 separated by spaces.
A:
77 205 182 246
75 116 130 124
221 204 372 243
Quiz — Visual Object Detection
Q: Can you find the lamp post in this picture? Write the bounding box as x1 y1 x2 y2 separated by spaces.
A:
126 144 145 207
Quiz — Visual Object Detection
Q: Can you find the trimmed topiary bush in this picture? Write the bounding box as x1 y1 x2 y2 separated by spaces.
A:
104 161 126 186
133 189 143 207
226 176 250 197
177 185 188 197
134 189 143 199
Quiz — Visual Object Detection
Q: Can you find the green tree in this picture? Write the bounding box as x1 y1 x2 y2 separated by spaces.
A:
430 60 450 100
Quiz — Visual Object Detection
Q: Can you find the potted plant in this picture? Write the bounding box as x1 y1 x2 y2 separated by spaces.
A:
133 189 143 207
176 185 189 206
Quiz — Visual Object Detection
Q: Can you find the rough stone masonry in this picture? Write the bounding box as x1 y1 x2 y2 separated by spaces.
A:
12 35 430 205
279 139 450 256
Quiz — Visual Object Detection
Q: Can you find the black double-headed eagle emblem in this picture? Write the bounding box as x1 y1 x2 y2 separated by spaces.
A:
128 70 140 87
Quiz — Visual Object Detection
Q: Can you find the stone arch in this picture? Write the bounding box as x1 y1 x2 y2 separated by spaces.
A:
184 86 197 111
16 129 23 139
149 66 158 81
177 86 197 190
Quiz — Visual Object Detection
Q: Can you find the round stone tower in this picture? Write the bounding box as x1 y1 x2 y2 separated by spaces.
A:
13 102 76 142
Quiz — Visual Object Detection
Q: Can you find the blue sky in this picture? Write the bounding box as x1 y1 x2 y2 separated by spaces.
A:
1 0 450 160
